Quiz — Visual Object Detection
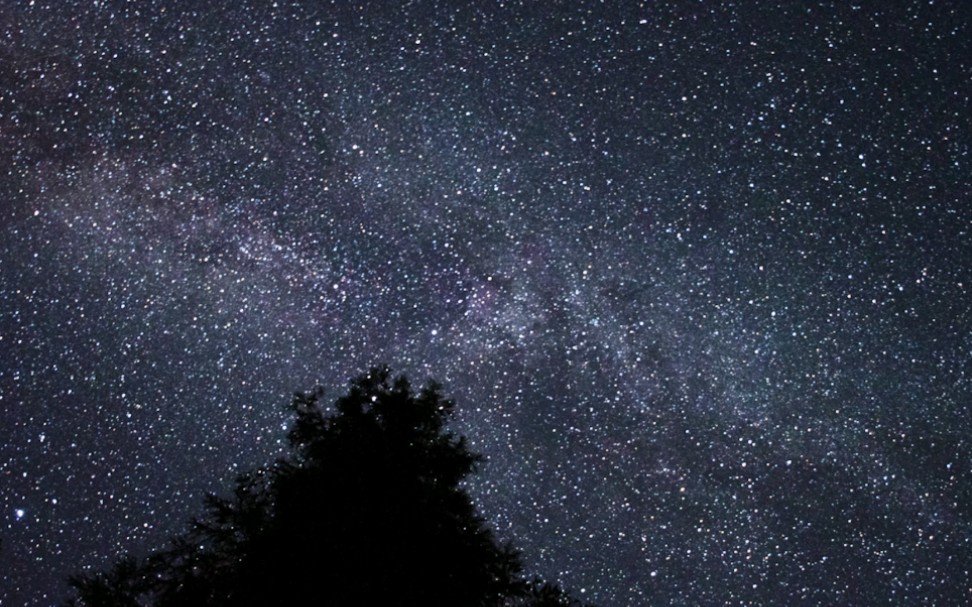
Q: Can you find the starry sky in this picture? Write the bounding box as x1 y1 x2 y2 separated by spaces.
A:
1 1 970 604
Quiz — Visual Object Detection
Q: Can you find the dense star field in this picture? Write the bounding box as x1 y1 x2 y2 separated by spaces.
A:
1 1 970 604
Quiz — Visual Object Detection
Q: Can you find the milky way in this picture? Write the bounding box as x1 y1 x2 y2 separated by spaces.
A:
1 2 970 604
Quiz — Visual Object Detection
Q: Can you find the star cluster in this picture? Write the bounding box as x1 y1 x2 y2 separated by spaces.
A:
1 1 970 604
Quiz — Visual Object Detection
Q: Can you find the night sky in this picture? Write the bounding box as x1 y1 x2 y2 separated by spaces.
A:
1 1 970 604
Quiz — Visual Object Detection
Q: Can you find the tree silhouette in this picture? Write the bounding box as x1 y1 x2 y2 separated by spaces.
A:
67 367 593 606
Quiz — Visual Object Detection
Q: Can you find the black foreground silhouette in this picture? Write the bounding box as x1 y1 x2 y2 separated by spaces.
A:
66 367 593 606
